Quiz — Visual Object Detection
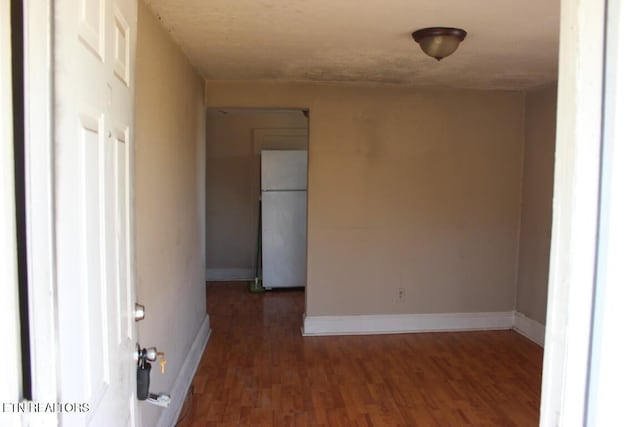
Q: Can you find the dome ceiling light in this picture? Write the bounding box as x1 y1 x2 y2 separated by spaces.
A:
411 27 467 61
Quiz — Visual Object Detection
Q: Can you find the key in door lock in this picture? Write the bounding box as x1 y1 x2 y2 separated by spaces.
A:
136 344 168 406
136 345 167 401
136 345 152 400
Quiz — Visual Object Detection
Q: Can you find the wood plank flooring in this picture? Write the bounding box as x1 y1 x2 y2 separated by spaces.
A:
177 282 543 426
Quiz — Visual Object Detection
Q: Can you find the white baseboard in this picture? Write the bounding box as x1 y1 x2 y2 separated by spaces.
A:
513 311 546 347
302 311 515 336
206 268 254 281
157 314 211 427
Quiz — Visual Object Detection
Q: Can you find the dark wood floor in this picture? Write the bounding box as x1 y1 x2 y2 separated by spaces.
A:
178 282 543 426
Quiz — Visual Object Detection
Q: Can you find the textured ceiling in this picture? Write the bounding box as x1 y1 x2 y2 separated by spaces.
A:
143 0 560 90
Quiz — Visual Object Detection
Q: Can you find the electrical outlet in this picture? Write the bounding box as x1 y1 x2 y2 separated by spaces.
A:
398 287 405 301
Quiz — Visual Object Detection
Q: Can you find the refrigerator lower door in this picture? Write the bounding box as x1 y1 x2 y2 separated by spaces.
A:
261 191 307 288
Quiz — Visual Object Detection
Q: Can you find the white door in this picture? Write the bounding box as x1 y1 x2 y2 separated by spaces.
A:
53 0 138 425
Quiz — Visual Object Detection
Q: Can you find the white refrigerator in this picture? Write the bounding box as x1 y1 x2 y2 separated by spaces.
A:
261 150 307 289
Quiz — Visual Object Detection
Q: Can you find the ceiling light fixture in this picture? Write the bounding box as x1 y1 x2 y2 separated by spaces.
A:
411 27 467 61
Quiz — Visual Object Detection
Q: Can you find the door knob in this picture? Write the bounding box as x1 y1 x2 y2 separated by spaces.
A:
142 347 157 362
134 303 145 321
136 345 161 363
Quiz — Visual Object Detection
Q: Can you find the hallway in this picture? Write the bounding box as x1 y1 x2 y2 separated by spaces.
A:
178 283 542 426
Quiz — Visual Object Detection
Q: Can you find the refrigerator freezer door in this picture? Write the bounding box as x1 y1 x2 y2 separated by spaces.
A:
261 191 307 288
261 150 307 191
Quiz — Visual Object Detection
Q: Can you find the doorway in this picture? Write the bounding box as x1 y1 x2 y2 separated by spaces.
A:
205 108 309 296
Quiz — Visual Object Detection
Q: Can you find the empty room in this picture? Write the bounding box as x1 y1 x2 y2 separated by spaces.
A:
7 0 637 426
157 0 558 425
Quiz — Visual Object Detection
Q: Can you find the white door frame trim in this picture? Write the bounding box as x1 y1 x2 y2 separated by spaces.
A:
585 1 640 424
23 0 59 416
540 0 606 425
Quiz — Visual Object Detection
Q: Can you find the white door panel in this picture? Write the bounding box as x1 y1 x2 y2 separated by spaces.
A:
54 0 137 425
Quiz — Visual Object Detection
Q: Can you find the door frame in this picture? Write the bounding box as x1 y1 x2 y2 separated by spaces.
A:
21 0 59 424
0 1 22 425
14 0 632 425
1 1 58 425
540 0 640 425
539 0 606 423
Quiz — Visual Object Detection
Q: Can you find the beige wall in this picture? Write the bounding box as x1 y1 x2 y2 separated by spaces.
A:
206 111 307 275
516 84 557 324
207 81 525 316
135 3 206 425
